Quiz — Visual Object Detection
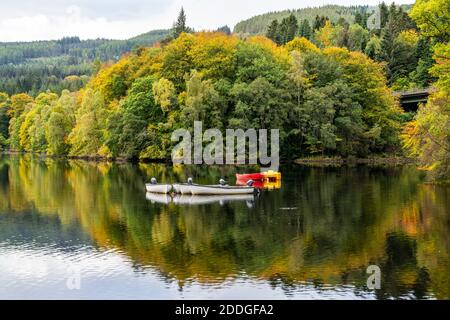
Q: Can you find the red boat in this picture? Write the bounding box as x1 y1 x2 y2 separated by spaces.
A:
235 173 265 181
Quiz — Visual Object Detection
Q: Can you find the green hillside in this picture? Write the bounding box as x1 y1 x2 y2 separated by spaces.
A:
233 4 413 35
0 29 170 96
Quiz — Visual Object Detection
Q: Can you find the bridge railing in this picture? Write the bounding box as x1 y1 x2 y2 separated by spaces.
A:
393 87 436 97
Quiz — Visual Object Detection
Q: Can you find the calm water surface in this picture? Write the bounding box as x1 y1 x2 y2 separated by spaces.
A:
0 154 448 299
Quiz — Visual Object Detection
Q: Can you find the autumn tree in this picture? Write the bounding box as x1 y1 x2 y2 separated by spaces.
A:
46 90 76 155
68 89 107 157
410 0 450 42
402 0 450 182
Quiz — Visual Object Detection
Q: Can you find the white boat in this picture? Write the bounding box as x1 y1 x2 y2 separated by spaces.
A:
173 178 255 195
145 183 172 194
188 184 255 195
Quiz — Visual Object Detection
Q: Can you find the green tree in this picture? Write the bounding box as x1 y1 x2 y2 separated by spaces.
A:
107 76 161 159
347 24 369 52
266 20 280 44
403 1 450 182
410 37 435 87
46 90 76 155
365 36 382 60
285 14 299 44
299 19 312 40
313 15 328 31
354 12 363 27
173 7 192 39
234 41 287 85
230 77 290 133
68 89 107 157
216 25 231 35
182 71 222 129
0 93 10 145
379 2 389 29
410 0 450 42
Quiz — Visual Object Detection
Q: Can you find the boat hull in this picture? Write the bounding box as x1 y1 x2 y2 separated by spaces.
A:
173 183 255 195
190 185 255 195
145 184 172 194
172 184 192 195
236 173 265 181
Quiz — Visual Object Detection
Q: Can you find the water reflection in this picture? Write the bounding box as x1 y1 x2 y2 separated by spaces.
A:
146 193 256 207
0 154 448 299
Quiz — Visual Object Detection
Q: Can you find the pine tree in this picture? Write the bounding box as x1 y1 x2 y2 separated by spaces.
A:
299 19 312 39
355 12 363 27
266 20 279 44
412 37 435 87
286 14 299 43
216 25 231 35
313 15 322 31
379 2 389 29
279 18 289 45
173 7 190 39
380 18 397 82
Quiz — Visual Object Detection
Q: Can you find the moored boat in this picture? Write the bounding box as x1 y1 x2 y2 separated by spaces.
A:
236 173 265 181
145 183 172 194
173 178 256 195
236 170 281 183
145 177 172 194
189 184 255 195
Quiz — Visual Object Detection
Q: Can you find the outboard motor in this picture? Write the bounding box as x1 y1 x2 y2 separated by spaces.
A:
150 177 157 185
219 179 226 186
187 177 193 185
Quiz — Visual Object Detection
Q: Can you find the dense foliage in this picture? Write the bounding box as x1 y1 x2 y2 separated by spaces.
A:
263 3 434 90
402 0 450 182
0 31 402 161
0 30 170 96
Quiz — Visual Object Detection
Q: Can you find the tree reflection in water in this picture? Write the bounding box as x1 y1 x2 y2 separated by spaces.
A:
0 154 448 299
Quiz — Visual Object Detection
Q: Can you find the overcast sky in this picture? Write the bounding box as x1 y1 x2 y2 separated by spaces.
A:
0 0 415 42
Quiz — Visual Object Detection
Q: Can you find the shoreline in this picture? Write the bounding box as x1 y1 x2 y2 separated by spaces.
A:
294 156 417 166
1 150 417 167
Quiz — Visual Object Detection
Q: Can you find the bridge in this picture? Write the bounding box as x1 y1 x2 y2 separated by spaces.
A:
393 87 435 112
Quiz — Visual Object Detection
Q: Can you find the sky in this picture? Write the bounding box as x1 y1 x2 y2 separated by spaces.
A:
0 0 415 42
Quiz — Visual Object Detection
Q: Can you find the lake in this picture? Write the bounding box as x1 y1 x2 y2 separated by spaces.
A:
0 154 448 299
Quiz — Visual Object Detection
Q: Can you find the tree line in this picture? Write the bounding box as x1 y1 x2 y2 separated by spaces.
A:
0 32 402 161
233 5 381 35
0 30 170 96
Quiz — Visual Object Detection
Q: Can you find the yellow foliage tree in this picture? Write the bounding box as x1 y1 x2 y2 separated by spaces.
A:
315 20 334 48
285 37 320 54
